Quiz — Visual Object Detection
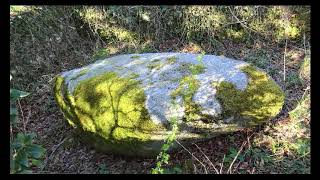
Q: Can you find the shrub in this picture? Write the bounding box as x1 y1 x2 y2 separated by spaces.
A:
10 76 46 174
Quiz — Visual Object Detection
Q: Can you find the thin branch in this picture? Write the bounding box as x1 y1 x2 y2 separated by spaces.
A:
193 143 219 174
303 32 306 55
230 132 254 174
40 138 67 171
227 7 259 34
175 140 208 174
220 154 225 174
227 141 247 174
283 38 288 83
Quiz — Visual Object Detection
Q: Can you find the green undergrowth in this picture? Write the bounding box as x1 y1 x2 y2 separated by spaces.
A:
251 93 310 173
152 117 179 174
93 49 109 60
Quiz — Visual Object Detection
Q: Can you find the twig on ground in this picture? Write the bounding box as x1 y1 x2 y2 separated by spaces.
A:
283 38 288 84
227 141 247 174
193 163 197 174
303 32 307 55
175 140 208 174
41 138 67 171
220 154 225 174
193 143 219 174
230 132 255 174
301 86 310 100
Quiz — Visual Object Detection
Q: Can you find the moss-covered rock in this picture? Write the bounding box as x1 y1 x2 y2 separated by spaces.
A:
54 53 285 157
215 65 285 126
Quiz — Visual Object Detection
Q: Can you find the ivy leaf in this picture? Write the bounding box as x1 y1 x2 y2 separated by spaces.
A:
11 141 23 150
162 153 170 164
10 89 30 102
31 159 42 167
16 150 29 168
229 147 237 155
16 133 26 144
23 133 36 145
161 144 170 152
26 144 45 159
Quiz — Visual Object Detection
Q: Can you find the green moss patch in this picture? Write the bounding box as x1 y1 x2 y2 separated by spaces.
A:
171 76 202 121
166 56 178 64
147 60 166 70
215 65 285 126
188 64 206 75
173 62 206 76
54 72 166 155
54 76 78 127
131 55 141 59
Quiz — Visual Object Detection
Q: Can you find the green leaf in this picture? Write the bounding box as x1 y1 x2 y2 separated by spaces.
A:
162 153 170 164
16 150 29 168
26 144 45 159
10 107 18 115
16 133 25 143
156 161 162 168
229 147 237 156
151 168 159 174
31 159 42 167
26 133 36 144
161 144 170 152
11 141 23 150
10 89 30 101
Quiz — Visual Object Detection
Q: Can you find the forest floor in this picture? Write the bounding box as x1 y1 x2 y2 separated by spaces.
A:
10 6 310 174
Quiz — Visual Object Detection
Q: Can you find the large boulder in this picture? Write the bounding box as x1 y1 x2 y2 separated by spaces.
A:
54 53 284 157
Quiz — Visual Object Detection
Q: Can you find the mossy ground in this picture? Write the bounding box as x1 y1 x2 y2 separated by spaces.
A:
54 72 166 156
215 65 285 126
